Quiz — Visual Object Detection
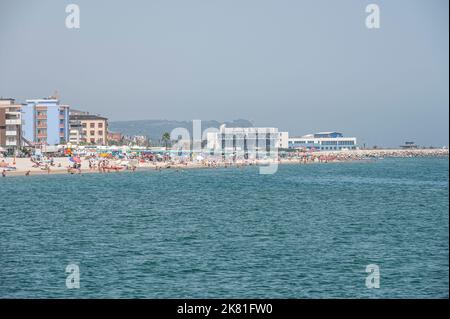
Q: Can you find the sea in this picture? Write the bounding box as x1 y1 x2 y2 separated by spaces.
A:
0 157 448 298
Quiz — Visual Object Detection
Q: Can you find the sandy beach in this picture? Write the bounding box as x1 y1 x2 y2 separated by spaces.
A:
1 148 448 177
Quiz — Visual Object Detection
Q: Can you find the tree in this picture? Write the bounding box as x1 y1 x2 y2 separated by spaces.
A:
162 132 171 150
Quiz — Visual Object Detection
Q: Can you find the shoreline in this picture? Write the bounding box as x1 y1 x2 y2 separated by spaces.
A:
1 148 448 178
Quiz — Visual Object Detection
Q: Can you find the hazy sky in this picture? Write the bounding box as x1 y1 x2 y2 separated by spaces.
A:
0 0 448 147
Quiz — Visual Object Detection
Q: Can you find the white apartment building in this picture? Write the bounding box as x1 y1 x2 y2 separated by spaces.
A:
278 131 289 149
206 125 282 159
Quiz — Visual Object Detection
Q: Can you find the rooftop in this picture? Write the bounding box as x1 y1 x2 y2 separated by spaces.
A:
70 114 108 121
26 98 59 103
314 131 342 135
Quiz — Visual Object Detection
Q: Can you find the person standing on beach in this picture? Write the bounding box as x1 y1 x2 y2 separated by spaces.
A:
25 170 30 176
2 170 6 177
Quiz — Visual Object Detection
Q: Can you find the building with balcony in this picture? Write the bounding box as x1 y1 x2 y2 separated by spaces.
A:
0 98 22 152
288 132 357 151
69 112 108 145
206 125 280 159
278 131 289 149
21 98 70 145
68 110 86 145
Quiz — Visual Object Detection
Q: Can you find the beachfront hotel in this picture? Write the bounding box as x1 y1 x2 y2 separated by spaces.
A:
0 98 22 152
69 110 108 145
288 132 357 151
21 98 70 145
206 125 285 159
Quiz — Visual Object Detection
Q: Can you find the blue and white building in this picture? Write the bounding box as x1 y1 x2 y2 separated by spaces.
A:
21 98 70 145
288 132 357 151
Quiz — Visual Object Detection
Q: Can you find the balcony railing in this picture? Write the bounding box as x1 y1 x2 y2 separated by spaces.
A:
5 131 17 136
5 119 21 125
6 111 21 116
37 115 47 119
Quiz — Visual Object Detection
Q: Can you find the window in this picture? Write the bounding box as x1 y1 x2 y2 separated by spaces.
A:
90 123 95 128
90 130 95 135
82 123 87 128
90 138 95 143
98 130 103 136
98 122 103 128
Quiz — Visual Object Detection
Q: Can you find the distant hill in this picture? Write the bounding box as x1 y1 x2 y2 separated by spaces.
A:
109 119 254 141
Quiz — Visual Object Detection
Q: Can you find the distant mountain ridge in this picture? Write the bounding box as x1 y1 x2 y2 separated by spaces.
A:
109 119 254 141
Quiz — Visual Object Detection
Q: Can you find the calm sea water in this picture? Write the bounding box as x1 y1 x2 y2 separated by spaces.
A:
0 157 448 298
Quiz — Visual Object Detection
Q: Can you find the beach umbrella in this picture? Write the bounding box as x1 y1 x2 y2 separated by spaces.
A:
69 156 81 164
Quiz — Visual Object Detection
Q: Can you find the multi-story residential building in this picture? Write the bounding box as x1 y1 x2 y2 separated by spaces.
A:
21 98 70 145
70 113 108 145
206 125 280 159
278 132 289 149
288 132 357 151
0 98 22 152
68 121 85 145
68 110 86 145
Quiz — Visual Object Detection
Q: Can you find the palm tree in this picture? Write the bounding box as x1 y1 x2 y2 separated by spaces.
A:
162 132 171 150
